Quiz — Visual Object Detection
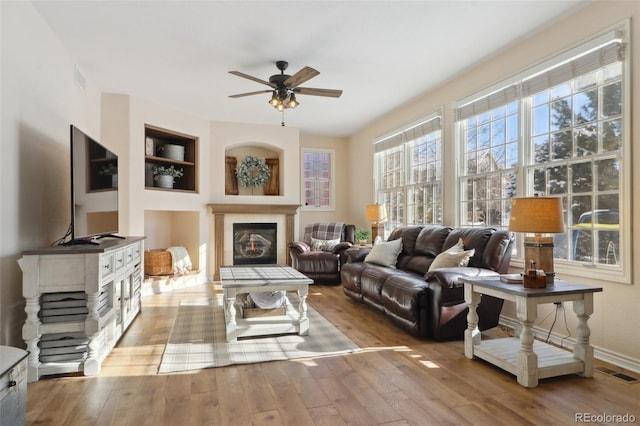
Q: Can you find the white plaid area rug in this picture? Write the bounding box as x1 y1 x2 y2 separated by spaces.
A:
158 295 359 373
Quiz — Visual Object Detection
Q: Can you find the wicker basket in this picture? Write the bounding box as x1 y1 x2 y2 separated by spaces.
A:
144 249 172 276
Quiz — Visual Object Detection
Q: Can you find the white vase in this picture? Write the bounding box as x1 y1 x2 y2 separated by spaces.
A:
155 175 174 189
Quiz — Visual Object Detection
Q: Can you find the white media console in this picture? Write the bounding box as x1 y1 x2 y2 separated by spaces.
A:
19 237 145 382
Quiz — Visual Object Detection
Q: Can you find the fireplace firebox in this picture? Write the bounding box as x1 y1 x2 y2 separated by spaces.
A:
233 223 277 265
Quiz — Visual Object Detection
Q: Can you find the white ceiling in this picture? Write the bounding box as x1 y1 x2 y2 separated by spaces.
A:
32 1 589 137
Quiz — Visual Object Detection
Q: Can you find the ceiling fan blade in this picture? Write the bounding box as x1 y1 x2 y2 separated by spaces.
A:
229 71 276 88
294 87 343 98
284 66 320 88
229 89 273 98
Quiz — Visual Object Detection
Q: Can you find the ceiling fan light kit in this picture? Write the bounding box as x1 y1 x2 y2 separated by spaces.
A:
229 60 342 115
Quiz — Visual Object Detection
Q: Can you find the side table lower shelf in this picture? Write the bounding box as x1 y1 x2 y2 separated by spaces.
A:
473 338 585 380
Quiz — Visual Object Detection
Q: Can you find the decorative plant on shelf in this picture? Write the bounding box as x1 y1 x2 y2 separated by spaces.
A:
98 163 117 176
355 228 371 245
153 165 184 178
235 155 271 188
153 165 184 189
99 163 118 188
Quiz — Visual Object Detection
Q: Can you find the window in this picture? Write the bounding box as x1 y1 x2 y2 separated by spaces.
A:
375 113 443 232
455 25 629 282
458 99 519 229
301 149 334 210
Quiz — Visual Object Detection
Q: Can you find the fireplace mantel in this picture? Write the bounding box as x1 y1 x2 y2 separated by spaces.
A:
208 204 300 215
208 204 301 280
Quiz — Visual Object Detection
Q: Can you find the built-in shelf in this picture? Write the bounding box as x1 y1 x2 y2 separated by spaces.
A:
144 125 198 192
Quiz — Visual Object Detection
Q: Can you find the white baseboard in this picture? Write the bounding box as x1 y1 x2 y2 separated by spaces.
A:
498 316 640 374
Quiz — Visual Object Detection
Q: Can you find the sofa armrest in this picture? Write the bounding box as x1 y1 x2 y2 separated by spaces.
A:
424 267 503 339
288 241 311 255
345 247 370 263
424 267 499 289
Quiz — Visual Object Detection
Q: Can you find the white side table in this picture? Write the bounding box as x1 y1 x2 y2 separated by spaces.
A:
461 277 602 388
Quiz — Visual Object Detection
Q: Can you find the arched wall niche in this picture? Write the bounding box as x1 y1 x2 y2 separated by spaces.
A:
225 142 283 196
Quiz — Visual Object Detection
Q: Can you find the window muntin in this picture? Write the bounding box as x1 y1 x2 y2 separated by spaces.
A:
302 149 334 210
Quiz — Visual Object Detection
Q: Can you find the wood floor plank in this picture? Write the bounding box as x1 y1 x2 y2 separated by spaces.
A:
24 282 640 426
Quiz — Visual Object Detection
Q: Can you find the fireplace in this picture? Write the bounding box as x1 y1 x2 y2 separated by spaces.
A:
233 223 277 265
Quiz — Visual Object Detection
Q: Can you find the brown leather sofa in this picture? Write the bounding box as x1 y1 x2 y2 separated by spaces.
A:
341 225 515 339
288 224 356 284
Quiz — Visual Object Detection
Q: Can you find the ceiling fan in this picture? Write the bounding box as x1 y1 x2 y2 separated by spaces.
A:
228 60 342 112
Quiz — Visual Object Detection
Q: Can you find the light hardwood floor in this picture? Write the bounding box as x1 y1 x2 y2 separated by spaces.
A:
26 282 639 425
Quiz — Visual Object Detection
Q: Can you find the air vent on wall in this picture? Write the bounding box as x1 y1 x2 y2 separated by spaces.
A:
74 64 86 90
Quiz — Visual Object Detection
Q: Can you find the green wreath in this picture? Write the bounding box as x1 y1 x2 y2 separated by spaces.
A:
235 155 271 188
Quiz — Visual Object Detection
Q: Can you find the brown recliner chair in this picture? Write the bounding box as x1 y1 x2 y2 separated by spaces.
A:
288 223 355 284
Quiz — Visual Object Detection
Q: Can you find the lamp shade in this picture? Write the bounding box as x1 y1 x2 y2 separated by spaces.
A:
366 204 387 222
509 196 564 234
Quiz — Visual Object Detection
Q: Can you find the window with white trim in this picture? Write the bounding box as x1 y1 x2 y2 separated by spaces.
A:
301 149 334 210
455 25 629 282
375 113 443 232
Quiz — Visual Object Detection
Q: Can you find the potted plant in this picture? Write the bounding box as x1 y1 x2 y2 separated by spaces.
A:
153 165 184 189
99 163 118 187
355 228 371 246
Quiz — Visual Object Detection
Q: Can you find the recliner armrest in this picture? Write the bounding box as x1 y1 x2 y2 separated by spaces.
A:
288 241 311 255
332 241 353 254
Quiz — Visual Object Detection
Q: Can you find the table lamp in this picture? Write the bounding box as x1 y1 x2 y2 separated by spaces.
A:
509 196 564 284
366 203 387 242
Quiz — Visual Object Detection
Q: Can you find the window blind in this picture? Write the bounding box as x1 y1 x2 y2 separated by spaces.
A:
522 40 624 96
455 85 519 121
375 116 441 153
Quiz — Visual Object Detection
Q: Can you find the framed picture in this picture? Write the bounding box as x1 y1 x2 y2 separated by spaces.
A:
145 137 155 156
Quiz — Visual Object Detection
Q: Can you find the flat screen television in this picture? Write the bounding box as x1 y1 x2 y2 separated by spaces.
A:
68 125 121 244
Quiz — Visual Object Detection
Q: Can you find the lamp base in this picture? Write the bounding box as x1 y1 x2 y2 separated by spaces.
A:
523 236 555 284
371 223 384 242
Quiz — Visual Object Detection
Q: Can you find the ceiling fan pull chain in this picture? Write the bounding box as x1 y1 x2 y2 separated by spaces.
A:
281 110 285 127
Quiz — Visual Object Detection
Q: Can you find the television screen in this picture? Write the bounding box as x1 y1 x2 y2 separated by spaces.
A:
70 125 119 243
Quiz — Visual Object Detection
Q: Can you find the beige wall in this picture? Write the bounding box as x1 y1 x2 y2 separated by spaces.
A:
347 1 640 369
0 2 103 345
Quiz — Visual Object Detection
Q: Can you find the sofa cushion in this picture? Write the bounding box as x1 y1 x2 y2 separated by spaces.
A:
428 248 475 271
393 226 450 275
443 228 494 268
364 238 403 268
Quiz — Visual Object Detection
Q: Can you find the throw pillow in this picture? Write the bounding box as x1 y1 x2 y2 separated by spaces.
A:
311 237 340 252
447 237 465 253
428 248 475 271
364 238 403 268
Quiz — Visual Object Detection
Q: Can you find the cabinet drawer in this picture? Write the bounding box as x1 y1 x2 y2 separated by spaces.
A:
132 242 142 263
114 249 126 273
100 253 115 280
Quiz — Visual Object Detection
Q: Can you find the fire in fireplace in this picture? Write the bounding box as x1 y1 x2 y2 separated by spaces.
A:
233 223 277 265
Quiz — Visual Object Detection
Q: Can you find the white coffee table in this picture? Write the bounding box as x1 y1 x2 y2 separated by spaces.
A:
220 265 313 342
